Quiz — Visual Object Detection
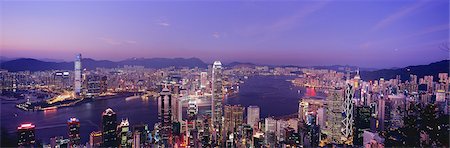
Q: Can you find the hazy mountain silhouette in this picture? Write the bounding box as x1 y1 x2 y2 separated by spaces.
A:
0 57 207 72
1 58 448 82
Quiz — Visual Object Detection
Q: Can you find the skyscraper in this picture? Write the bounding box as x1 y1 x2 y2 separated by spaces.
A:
200 72 208 89
353 106 371 146
224 105 244 136
17 123 36 147
118 118 131 147
247 105 260 128
342 83 355 145
102 108 118 147
89 131 102 147
67 117 81 147
74 54 82 95
264 117 277 146
377 97 386 132
85 74 101 98
298 101 308 123
323 87 345 144
211 61 223 145
133 124 150 147
159 87 173 146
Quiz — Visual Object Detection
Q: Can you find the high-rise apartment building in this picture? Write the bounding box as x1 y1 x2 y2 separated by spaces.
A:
247 105 260 128
224 105 244 135
223 105 244 147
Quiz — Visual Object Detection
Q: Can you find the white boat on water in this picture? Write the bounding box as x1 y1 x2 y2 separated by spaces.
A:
125 95 140 101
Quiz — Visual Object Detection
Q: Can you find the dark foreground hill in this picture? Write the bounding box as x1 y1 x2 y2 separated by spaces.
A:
360 60 449 82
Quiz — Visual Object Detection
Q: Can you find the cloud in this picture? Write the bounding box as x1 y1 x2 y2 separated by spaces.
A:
156 17 170 27
372 0 429 31
212 32 221 38
126 40 137 44
158 22 170 27
239 1 329 39
98 37 137 45
268 1 328 32
361 23 450 49
408 24 450 37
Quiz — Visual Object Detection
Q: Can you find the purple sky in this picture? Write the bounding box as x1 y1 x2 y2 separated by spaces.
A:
1 0 448 68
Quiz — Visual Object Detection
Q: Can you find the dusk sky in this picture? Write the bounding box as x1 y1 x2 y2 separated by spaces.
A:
1 0 449 68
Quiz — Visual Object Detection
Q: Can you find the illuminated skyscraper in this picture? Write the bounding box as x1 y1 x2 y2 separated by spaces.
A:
353 69 361 88
74 54 82 95
342 83 355 145
17 123 36 147
298 101 308 123
133 124 150 147
188 98 198 121
187 97 199 147
118 118 131 147
171 85 182 122
102 108 118 147
211 61 223 145
200 72 208 89
67 117 81 147
159 87 173 147
85 74 101 98
247 105 260 128
89 131 102 147
224 105 244 136
377 97 386 132
264 117 277 146
323 87 345 144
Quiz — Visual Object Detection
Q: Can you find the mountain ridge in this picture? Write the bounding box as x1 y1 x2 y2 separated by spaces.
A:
0 57 208 72
360 60 449 82
1 58 448 82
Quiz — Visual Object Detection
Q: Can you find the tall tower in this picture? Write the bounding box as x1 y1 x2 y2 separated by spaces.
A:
74 54 82 95
323 87 345 144
68 117 81 147
342 83 354 145
211 61 223 145
159 87 173 147
223 105 244 136
102 108 118 147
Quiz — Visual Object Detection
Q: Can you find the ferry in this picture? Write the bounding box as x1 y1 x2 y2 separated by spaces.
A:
125 95 140 101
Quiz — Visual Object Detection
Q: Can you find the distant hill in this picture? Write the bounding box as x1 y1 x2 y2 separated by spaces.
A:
0 57 207 72
360 60 449 82
119 57 207 69
311 65 378 72
225 62 257 68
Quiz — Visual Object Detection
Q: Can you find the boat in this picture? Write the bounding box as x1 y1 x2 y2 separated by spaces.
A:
125 95 140 101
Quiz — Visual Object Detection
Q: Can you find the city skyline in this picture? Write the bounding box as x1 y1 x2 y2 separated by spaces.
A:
1 0 449 68
1 1 449 147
